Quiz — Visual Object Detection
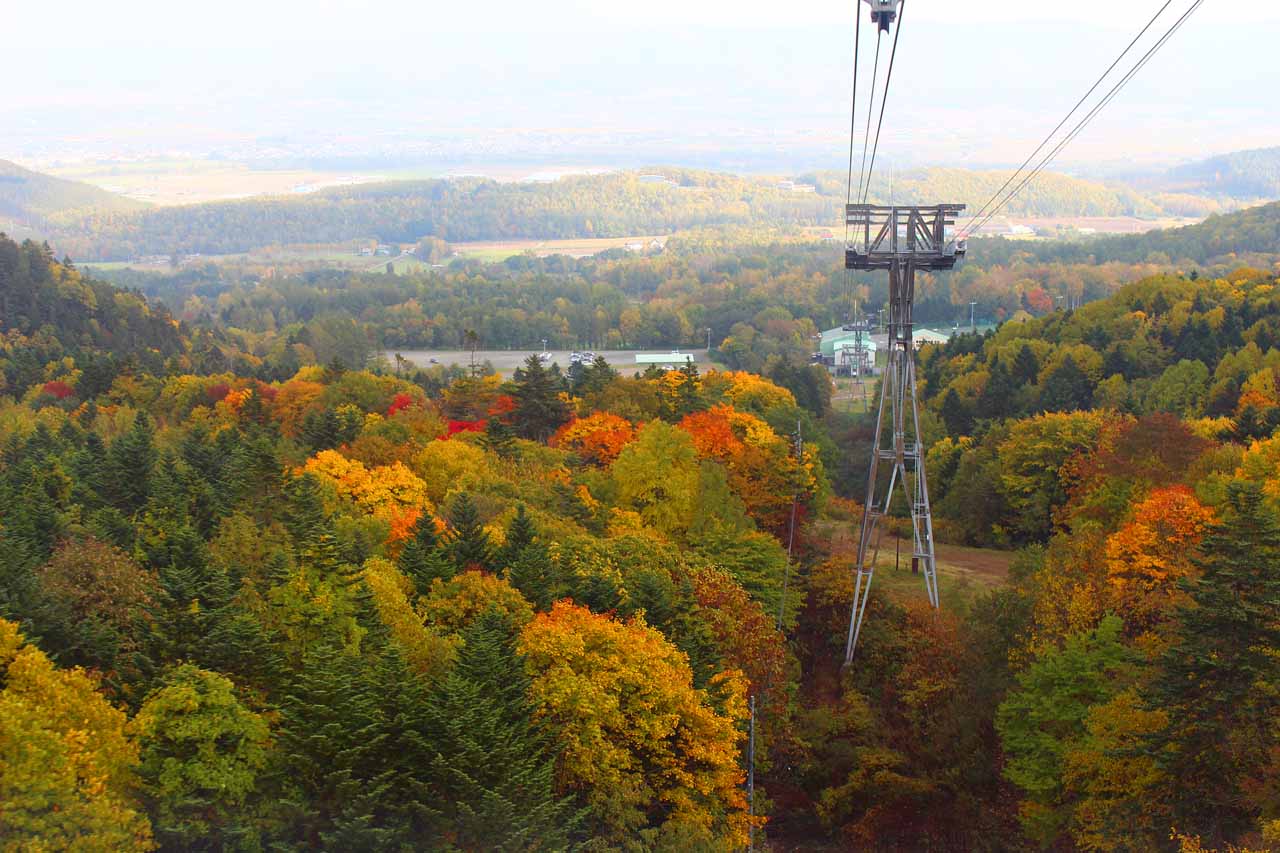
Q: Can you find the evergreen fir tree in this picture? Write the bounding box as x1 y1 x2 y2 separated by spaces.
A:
106 412 156 514
977 355 1016 421
282 473 341 573
481 417 517 459
70 431 108 511
420 611 583 848
1145 482 1280 843
939 388 973 437
1040 355 1093 412
274 603 435 850
300 408 340 452
575 355 617 396
1012 344 1040 385
674 360 705 417
511 354 571 442
577 572 622 613
506 546 560 611
446 493 492 572
499 505 561 610
397 514 454 595
499 504 536 565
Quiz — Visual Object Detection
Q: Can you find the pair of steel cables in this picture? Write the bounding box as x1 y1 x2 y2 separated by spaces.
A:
841 1 906 326
957 0 1209 241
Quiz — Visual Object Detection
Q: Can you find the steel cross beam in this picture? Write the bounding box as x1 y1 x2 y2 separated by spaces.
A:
843 204 966 667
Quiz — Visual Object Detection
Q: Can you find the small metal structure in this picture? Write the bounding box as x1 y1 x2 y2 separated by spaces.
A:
861 0 902 32
844 203 966 666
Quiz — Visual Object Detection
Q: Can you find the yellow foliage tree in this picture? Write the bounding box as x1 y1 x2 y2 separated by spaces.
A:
411 438 492 504
303 449 432 521
702 370 797 416
1063 690 1171 853
362 558 456 680
419 569 534 638
519 601 751 845
0 619 154 851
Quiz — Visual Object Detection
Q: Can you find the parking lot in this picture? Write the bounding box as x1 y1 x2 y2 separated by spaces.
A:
388 348 715 376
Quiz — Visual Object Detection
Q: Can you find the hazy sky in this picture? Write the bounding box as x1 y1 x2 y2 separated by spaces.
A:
5 0 1275 171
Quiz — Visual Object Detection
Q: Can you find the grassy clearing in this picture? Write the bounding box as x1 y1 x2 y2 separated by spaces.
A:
815 517 1012 612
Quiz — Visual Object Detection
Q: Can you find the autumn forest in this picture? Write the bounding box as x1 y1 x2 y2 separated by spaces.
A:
3 177 1280 853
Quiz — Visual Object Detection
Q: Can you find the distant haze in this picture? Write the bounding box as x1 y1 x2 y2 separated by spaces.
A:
5 0 1277 174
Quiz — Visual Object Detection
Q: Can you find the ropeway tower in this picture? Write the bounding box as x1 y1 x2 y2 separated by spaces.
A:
843 204 967 666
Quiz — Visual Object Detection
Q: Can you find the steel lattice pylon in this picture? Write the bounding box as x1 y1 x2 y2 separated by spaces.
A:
843 204 966 666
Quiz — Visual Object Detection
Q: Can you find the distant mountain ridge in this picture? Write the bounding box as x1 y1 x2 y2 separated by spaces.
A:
798 167 1161 218
972 200 1280 266
29 165 1191 262
1161 146 1280 200
4 155 1277 262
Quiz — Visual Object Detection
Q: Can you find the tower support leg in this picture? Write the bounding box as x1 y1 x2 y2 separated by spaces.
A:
844 260 939 666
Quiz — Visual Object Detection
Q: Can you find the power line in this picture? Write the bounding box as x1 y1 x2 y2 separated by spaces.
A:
855 31 884 203
861 0 905 204
959 0 1177 235
842 2 864 325
963 0 1206 239
844 6 864 214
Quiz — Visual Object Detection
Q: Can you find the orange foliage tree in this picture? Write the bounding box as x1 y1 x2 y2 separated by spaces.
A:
678 404 815 536
1104 486 1215 626
551 412 637 466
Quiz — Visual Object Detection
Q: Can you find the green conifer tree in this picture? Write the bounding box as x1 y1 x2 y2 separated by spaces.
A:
446 493 492 572
978 355 1017 421
106 412 156 514
499 505 562 610
282 473 341 573
1012 344 1040 385
481 417 517 459
1146 482 1280 843
499 504 536 565
512 354 571 442
421 611 583 848
397 514 454 595
1040 355 1093 413
939 388 973 437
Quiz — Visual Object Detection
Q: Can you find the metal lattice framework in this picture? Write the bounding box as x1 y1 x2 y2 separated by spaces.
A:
844 203 966 666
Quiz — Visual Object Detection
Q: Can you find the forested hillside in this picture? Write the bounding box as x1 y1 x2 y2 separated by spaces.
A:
800 166 1162 217
1162 146 1280 199
16 163 1243 262
54 170 836 260
972 198 1280 266
0 159 143 227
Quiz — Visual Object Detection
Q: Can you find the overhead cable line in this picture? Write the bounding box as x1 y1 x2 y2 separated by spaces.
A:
842 3 864 325
844 6 864 215
961 0 1206 240
861 0 905 204
959 0 1177 235
855 31 884 203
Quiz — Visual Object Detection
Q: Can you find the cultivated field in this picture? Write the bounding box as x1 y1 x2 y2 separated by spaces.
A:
450 235 668 262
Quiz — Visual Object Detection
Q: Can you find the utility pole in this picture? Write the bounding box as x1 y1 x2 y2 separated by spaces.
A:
844 204 967 666
777 418 803 630
747 694 756 852
706 327 712 352
969 300 977 332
